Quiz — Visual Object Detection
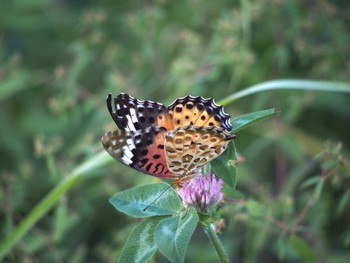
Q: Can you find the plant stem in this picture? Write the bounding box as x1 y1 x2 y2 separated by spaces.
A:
218 79 350 106
0 151 112 261
199 214 229 263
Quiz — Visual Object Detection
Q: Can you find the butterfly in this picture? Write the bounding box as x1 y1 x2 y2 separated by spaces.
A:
101 93 236 186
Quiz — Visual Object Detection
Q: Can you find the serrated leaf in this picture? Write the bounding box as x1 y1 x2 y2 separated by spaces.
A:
288 235 317 263
155 208 198 263
118 217 164 263
109 183 182 218
211 141 237 187
232 108 279 133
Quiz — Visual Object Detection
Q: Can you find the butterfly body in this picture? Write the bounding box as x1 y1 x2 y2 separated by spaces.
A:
102 93 235 184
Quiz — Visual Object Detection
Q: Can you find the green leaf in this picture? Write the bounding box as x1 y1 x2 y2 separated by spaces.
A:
276 237 287 260
299 176 321 190
0 69 35 100
321 159 339 171
109 183 182 218
211 141 237 187
118 217 164 263
221 186 245 199
288 235 317 263
53 203 79 242
336 191 350 217
155 208 198 263
246 199 266 218
231 108 279 133
218 79 350 106
68 245 87 263
312 180 324 204
344 231 350 246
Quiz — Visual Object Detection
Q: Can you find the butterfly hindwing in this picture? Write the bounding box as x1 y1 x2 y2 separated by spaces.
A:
164 126 236 178
107 93 174 132
167 95 232 131
102 127 176 178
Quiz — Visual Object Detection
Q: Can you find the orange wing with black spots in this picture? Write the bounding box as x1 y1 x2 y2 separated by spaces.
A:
102 127 176 178
103 93 235 182
107 93 174 132
167 95 232 131
164 126 235 178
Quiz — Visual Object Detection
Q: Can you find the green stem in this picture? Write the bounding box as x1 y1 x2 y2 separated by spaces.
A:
0 151 112 261
199 214 229 263
218 79 350 106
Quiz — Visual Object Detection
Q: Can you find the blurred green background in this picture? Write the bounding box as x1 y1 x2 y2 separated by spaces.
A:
1 0 350 262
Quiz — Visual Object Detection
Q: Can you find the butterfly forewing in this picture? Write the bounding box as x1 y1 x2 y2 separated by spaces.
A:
107 93 174 132
167 95 232 131
164 126 236 178
102 127 176 178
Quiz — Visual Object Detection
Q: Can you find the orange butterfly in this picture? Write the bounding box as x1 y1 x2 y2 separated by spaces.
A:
102 93 235 186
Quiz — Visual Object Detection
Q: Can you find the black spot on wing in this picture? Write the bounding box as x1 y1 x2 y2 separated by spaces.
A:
167 95 232 131
102 126 177 178
106 93 171 132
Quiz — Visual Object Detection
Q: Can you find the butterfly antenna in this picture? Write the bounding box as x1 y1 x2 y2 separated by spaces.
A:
143 183 174 212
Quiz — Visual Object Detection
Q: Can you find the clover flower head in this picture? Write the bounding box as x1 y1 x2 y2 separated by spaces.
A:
178 174 223 213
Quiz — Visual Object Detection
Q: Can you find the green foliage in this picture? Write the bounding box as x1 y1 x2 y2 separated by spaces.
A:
109 183 198 263
212 109 278 188
108 110 275 262
288 235 317 263
155 208 198 263
1 0 350 262
109 183 181 218
118 217 164 263
211 141 237 187
231 108 279 133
